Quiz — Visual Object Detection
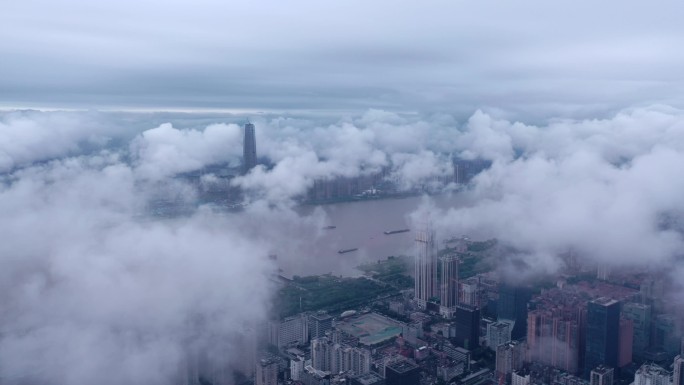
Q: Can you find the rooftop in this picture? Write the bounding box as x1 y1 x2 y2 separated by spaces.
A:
386 359 419 374
336 312 404 346
593 297 619 306
352 372 385 385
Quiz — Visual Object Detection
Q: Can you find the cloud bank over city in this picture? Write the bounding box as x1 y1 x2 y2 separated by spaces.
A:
416 105 684 278
2 104 684 382
0 154 277 383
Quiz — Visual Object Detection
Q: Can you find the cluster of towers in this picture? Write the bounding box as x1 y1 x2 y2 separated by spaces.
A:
414 224 460 318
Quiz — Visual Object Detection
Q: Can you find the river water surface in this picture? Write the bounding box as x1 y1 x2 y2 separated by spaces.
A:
276 193 467 277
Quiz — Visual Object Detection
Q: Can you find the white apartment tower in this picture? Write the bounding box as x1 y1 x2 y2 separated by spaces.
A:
415 225 437 309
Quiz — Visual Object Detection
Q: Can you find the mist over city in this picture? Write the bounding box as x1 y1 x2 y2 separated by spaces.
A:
2 1 684 385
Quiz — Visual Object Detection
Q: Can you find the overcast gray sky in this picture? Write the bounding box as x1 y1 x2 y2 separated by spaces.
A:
3 0 684 118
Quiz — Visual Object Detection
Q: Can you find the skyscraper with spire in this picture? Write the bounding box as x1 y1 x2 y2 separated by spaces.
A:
243 122 257 174
415 224 437 309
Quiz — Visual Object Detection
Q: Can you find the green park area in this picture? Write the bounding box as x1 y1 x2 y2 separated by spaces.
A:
274 240 497 319
274 274 397 318
357 255 414 289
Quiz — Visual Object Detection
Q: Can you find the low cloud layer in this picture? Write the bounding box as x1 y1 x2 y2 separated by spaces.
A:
0 155 275 384
419 105 684 277
1 105 684 382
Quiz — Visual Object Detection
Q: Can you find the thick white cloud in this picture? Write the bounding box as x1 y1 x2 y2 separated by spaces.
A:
0 156 274 384
3 105 684 382
0 110 121 172
424 106 684 276
131 122 243 179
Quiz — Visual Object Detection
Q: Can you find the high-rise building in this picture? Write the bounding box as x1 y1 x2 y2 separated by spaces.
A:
243 122 257 174
633 363 670 385
618 318 633 368
309 312 333 340
495 340 526 384
459 276 480 307
311 337 371 376
584 298 620 378
487 320 512 351
653 313 682 356
454 304 480 350
527 306 583 375
311 337 333 371
414 226 437 309
621 302 651 358
674 355 684 385
385 360 421 385
269 314 309 348
255 358 278 385
290 355 305 381
589 365 613 385
440 254 459 318
498 284 533 340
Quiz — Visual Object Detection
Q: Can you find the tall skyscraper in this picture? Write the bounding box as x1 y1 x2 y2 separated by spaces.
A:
622 302 652 358
414 226 437 309
526 291 584 376
584 297 620 378
440 254 459 318
243 122 257 174
498 284 533 340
